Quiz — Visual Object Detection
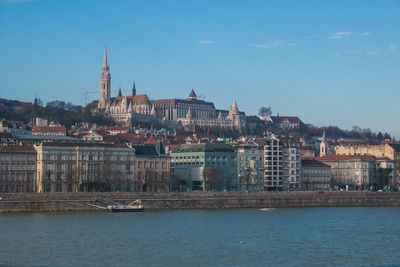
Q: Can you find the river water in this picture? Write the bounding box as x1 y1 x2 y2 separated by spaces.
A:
1 207 400 266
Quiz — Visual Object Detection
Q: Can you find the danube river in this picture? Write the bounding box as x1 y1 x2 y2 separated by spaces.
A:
1 207 400 266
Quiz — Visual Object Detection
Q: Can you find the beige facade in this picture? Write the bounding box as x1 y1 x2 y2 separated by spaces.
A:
335 143 400 188
35 142 135 193
316 155 375 189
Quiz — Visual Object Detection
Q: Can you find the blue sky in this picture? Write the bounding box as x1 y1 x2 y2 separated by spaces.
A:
1 0 399 137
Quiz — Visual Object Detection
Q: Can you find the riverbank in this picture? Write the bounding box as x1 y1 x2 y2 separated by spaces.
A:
1 191 400 213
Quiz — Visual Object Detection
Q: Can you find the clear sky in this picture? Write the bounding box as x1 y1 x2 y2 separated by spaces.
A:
1 0 399 137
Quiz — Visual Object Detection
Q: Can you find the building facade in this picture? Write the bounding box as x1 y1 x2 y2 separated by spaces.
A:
35 142 135 193
315 155 376 190
301 159 331 191
335 143 400 188
0 145 37 193
264 136 301 191
170 143 237 191
234 143 264 191
133 143 171 192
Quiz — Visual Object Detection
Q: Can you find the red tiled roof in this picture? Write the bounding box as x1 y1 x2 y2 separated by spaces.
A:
315 155 377 161
41 142 129 148
32 126 66 133
301 159 330 167
101 126 129 131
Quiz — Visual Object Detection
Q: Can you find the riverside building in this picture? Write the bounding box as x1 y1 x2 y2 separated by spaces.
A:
35 142 135 193
170 143 237 191
301 159 331 191
0 145 36 193
264 136 301 191
133 143 171 192
234 143 264 191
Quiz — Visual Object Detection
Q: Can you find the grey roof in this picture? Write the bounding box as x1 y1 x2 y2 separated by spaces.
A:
15 134 81 142
173 143 234 153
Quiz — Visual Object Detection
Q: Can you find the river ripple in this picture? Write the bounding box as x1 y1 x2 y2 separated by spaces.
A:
1 207 400 266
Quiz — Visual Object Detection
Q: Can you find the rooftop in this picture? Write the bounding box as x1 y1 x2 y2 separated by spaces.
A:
173 143 234 153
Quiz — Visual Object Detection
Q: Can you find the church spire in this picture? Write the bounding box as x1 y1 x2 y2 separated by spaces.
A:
98 46 111 109
132 80 136 97
103 46 108 67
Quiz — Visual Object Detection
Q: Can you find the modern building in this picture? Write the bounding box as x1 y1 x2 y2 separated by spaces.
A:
0 145 37 193
301 159 331 191
35 142 135 193
263 136 284 191
263 136 301 191
170 143 237 191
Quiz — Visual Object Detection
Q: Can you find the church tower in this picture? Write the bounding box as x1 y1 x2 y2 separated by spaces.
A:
98 46 111 109
320 130 328 156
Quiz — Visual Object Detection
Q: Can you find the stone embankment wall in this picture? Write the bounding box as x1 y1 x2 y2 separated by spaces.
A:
1 192 400 213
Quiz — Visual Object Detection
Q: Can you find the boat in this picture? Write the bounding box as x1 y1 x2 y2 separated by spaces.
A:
107 204 144 212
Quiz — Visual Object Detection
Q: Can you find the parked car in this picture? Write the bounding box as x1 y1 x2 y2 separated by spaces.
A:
0 196 9 201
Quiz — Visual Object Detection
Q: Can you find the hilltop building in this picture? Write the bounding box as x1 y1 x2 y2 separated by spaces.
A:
95 47 246 130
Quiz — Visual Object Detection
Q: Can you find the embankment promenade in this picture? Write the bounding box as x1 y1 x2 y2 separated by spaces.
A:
1 191 400 213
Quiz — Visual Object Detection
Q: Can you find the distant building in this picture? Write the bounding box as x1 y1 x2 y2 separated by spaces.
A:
301 159 331 191
0 145 37 193
270 116 302 129
97 47 157 125
32 126 66 136
0 132 17 145
94 47 246 130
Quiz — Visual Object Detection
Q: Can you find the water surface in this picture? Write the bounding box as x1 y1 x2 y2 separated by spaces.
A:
1 207 400 266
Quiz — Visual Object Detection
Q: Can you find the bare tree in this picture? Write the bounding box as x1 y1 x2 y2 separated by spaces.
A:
203 166 221 191
258 106 272 117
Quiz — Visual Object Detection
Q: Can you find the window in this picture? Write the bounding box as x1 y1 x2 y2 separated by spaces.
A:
45 184 51 192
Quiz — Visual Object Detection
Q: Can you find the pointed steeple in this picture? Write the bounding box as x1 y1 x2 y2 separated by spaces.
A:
187 89 197 101
99 46 111 109
132 80 136 97
229 100 239 114
218 111 222 119
103 46 108 67
322 129 326 141
118 87 122 97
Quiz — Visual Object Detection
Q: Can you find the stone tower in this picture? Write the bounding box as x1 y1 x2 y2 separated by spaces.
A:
98 46 111 109
320 130 328 156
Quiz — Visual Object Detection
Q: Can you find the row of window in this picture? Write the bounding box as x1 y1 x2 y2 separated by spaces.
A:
0 155 35 161
137 161 167 169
